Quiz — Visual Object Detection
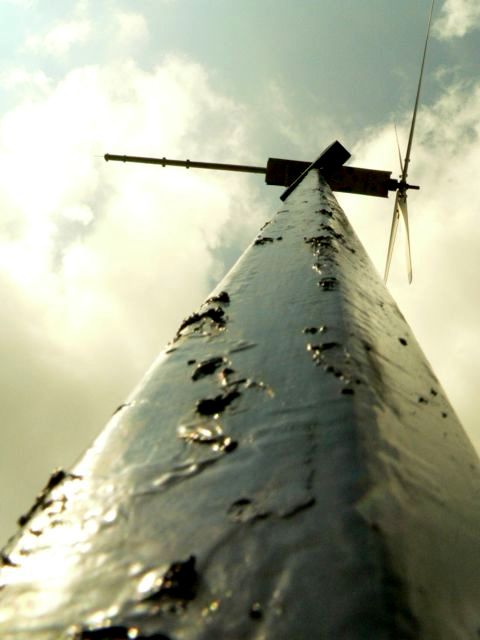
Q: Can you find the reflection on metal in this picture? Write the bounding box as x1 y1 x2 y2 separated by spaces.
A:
2 167 480 640
105 142 417 199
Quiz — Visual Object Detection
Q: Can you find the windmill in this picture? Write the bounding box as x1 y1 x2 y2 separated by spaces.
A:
3 2 480 639
105 1 436 286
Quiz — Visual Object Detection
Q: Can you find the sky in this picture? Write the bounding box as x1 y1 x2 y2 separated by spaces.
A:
0 0 479 545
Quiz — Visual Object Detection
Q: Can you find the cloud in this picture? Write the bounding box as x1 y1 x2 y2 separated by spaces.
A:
114 11 149 48
263 81 346 157
0 56 266 543
1 0 34 6
434 0 480 39
337 79 480 451
25 19 91 55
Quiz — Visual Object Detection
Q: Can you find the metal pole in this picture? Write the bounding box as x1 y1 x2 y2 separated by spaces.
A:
104 153 267 175
1 166 480 639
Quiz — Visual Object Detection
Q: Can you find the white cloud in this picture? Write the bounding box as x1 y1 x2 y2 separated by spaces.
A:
0 56 265 543
1 0 34 6
434 0 480 39
114 11 149 48
263 80 345 156
0 68 51 95
25 19 91 55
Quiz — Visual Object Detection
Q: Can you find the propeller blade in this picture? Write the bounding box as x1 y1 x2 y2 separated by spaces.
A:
402 0 435 183
398 193 413 283
394 124 404 174
384 193 400 283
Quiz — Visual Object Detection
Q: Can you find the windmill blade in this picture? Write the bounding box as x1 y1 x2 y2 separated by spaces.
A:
394 124 404 174
384 193 401 283
398 193 413 283
402 0 435 183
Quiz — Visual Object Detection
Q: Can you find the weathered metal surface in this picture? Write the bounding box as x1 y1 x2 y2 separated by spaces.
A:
280 140 350 201
266 158 397 197
323 165 397 197
1 169 480 639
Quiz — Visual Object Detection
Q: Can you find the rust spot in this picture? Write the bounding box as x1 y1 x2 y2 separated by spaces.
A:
112 403 130 416
303 325 328 336
178 423 237 453
281 497 316 518
176 306 225 337
191 356 225 381
206 291 230 305
303 327 319 334
0 552 18 567
418 396 428 404
316 208 333 217
76 627 170 640
143 556 197 603
223 440 238 453
319 224 344 242
76 627 132 640
249 602 263 620
254 236 274 246
228 498 270 523
307 342 340 365
318 277 338 291
17 469 81 528
317 341 339 351
196 390 240 416
304 235 335 250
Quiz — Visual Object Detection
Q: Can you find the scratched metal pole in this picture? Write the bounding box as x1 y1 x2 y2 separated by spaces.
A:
2 168 480 640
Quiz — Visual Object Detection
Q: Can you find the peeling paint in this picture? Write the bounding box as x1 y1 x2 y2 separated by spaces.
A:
176 306 226 339
0 553 18 568
75 626 171 640
177 423 237 453
17 469 81 527
254 236 274 246
249 602 263 620
318 277 338 291
205 291 230 305
191 356 225 381
196 389 240 416
142 556 197 603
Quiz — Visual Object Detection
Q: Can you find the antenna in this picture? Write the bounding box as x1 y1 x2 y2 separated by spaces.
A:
384 0 435 284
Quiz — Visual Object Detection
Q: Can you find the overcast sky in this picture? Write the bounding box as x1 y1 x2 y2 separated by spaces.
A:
0 0 479 545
